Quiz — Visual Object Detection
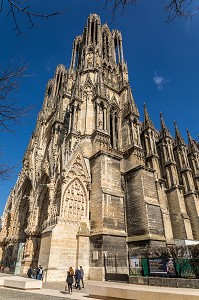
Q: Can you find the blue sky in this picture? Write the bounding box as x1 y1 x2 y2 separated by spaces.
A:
0 0 199 215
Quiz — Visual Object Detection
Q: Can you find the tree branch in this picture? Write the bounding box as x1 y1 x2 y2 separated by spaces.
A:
104 0 137 19
104 0 199 22
0 163 15 180
1 0 66 35
0 61 31 132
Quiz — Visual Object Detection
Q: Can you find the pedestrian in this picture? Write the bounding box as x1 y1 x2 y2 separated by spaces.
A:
37 265 43 280
27 267 32 278
80 266 84 288
69 266 74 276
32 266 37 279
66 270 74 294
75 268 81 289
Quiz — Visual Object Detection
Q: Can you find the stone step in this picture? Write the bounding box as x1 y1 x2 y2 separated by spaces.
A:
85 282 199 300
3 276 42 290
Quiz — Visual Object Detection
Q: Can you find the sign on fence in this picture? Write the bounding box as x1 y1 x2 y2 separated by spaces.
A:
130 257 142 276
148 258 176 276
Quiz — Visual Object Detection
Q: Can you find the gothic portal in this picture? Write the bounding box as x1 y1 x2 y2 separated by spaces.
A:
1 14 199 281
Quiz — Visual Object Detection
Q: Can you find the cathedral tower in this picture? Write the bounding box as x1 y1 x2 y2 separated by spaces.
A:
0 14 199 281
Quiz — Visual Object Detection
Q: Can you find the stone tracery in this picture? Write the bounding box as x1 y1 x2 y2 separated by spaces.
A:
62 178 88 223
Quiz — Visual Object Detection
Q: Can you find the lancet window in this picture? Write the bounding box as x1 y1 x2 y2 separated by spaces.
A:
114 33 123 64
71 38 81 69
69 104 79 132
5 203 12 233
88 17 98 45
18 178 32 239
64 109 70 133
74 43 80 69
97 102 106 130
91 21 96 44
110 107 118 149
54 180 61 216
36 176 50 233
47 86 52 97
55 72 63 96
102 32 109 61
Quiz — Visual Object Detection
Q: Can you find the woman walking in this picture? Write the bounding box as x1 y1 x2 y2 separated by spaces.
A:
66 271 74 294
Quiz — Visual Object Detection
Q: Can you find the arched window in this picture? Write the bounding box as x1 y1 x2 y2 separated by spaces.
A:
102 32 109 61
55 73 62 96
70 105 75 132
47 86 52 97
98 102 105 130
110 107 118 149
91 21 94 43
74 43 79 69
114 38 119 64
17 178 32 240
64 109 70 133
114 34 123 64
37 175 50 234
90 19 98 45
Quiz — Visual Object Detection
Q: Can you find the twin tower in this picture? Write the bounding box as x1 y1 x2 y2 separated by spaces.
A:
0 14 199 281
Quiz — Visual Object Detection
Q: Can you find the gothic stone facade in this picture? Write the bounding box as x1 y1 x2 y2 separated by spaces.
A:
1 14 199 281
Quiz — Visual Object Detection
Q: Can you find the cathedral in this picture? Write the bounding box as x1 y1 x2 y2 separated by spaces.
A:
0 14 199 282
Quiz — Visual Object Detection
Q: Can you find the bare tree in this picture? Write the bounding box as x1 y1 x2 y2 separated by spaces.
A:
0 61 31 180
0 163 15 180
104 0 199 22
164 0 199 22
0 0 66 35
0 61 30 132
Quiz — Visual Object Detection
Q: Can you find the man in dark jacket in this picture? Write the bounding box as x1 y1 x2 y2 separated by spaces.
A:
27 267 32 278
80 266 84 288
75 268 81 289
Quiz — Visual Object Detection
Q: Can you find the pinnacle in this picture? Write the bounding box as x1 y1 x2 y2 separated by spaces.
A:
160 112 172 138
174 121 185 146
128 87 139 117
143 103 154 130
187 128 198 153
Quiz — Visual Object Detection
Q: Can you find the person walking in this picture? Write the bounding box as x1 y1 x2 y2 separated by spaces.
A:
69 266 74 276
37 265 43 280
80 266 84 288
32 266 37 279
27 267 32 278
75 268 81 289
66 271 74 294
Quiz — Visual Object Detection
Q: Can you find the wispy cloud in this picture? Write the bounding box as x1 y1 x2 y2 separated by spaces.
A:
45 66 51 73
153 72 169 90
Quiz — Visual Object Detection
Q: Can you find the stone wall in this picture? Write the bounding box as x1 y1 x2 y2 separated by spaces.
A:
129 276 199 289
125 167 165 241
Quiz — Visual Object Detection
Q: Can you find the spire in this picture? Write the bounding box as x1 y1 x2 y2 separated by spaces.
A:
128 87 139 117
187 129 199 153
159 112 172 139
143 103 155 130
174 121 185 146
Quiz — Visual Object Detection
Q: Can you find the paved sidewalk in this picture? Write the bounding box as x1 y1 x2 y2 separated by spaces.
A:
0 274 99 300
28 279 199 299
27 280 97 299
0 273 95 299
